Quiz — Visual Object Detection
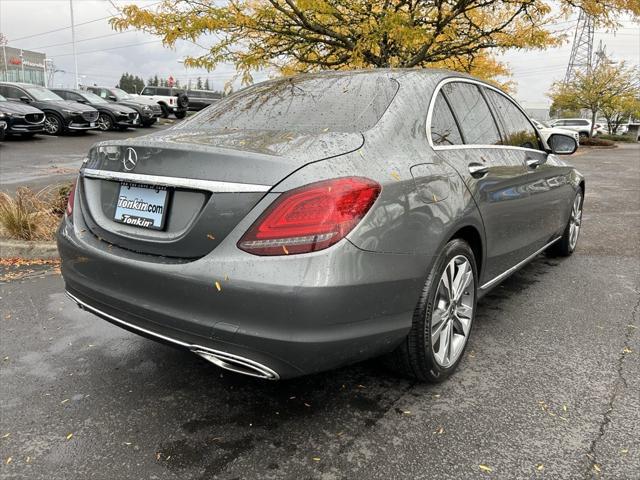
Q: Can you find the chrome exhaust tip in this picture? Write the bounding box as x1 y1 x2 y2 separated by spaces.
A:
191 349 279 380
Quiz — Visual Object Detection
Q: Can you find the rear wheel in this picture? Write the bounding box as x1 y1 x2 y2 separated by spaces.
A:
547 190 583 257
97 113 114 131
160 104 170 118
174 110 187 119
389 239 477 382
43 113 63 135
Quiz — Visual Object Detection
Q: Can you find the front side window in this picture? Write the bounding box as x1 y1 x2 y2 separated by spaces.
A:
442 82 501 145
485 89 541 150
141 87 155 96
430 92 463 146
0 86 24 99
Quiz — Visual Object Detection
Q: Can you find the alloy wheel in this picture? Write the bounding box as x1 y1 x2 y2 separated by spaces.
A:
97 114 112 131
430 255 474 368
43 115 60 135
569 193 583 250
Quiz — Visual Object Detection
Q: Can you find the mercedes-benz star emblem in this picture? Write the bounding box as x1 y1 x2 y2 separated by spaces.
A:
123 147 138 171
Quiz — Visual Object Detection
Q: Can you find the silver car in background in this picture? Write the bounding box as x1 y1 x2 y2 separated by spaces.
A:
58 69 583 381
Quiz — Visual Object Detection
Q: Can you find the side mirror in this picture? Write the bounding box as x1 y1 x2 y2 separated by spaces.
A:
548 134 577 155
76 99 88 104
108 95 117 101
20 96 31 103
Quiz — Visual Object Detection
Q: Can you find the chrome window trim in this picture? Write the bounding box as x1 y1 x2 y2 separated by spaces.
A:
479 237 561 291
426 77 546 155
81 168 271 193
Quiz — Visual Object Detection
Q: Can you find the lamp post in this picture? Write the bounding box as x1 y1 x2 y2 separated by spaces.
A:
69 0 79 89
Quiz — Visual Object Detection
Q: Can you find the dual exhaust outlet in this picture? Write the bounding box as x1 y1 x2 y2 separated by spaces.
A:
67 290 279 380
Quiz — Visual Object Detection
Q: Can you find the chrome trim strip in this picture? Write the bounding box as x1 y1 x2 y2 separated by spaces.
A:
65 290 280 380
82 168 271 193
425 77 547 154
479 237 561 291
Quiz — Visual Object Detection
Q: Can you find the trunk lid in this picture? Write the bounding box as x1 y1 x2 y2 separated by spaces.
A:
80 128 363 258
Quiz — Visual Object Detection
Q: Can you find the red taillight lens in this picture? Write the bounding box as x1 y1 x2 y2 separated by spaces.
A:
238 177 381 256
66 180 77 217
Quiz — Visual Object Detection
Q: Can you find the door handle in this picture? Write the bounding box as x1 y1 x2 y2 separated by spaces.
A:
468 163 489 176
526 157 543 169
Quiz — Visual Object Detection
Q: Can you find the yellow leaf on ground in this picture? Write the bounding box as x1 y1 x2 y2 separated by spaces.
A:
66 433 73 440
479 464 493 473
312 457 321 461
215 281 221 291
593 463 601 473
536 463 544 471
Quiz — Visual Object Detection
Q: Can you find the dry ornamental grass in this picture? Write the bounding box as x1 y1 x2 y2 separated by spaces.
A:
0 184 73 241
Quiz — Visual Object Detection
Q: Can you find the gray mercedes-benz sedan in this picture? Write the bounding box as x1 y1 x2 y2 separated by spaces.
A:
58 69 584 381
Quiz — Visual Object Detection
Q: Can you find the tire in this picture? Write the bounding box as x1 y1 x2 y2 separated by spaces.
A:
160 104 170 119
547 190 583 257
578 131 589 139
389 239 478 382
174 110 187 119
176 93 189 109
141 119 156 128
97 113 114 131
43 113 64 135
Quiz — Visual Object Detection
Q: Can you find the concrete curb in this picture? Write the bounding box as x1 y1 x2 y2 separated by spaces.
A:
0 240 59 259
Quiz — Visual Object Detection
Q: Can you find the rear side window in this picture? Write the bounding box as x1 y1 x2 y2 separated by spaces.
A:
485 89 541 150
430 93 463 146
156 88 170 96
442 82 501 145
181 74 399 133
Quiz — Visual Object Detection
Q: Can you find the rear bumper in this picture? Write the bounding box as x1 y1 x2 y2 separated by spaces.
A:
57 216 429 379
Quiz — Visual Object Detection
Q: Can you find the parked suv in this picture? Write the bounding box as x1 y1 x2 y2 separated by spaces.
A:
0 82 98 135
0 93 46 138
532 119 580 145
85 86 162 127
140 86 189 118
185 89 222 111
548 118 596 139
52 89 139 131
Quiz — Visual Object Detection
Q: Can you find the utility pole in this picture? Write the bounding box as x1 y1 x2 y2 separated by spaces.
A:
69 0 79 89
564 11 595 84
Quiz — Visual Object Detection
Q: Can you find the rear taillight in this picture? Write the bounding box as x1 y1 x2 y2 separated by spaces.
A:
66 180 77 217
238 177 381 256
170 98 174 105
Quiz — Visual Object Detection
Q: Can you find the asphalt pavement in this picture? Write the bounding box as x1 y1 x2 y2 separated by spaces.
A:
0 144 638 480
0 123 172 194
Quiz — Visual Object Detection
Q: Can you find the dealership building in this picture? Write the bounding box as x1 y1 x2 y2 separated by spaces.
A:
0 45 48 86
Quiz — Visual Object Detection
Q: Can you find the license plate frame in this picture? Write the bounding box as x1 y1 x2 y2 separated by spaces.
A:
113 182 170 231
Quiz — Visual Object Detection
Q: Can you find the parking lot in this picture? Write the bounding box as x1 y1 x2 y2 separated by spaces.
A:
0 143 638 479
0 123 173 193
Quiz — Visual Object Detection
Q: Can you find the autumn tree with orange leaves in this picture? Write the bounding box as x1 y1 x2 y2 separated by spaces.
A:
111 0 639 85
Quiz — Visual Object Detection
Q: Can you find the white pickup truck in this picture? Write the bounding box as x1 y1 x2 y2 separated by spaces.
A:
139 86 189 119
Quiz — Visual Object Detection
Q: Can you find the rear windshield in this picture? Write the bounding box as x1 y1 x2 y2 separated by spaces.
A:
180 74 399 133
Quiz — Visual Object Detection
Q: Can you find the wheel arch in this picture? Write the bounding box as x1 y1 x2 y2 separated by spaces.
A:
447 225 483 280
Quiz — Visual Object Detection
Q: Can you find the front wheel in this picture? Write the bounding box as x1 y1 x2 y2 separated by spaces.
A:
43 113 63 135
547 190 583 257
97 113 114 131
389 239 477 382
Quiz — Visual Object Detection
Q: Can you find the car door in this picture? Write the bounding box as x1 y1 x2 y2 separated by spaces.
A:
484 88 575 250
430 80 533 283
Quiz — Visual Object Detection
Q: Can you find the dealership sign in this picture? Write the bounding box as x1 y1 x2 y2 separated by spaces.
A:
7 55 45 69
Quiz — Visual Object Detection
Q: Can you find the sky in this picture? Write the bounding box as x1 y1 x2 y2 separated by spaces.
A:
1 0 638 108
